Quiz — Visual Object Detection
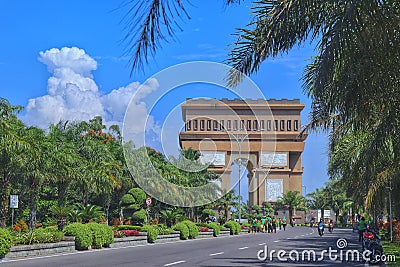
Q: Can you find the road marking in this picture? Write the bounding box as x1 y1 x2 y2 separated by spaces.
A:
209 252 224 256
238 246 249 250
164 260 186 266
259 243 266 246
301 234 305 236
273 240 280 243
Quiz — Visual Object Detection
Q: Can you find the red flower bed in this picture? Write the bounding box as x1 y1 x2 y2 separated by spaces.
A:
113 230 141 238
199 227 209 232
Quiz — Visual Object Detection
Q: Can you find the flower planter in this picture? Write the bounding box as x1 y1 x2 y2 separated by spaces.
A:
219 230 231 236
154 232 180 243
198 230 214 238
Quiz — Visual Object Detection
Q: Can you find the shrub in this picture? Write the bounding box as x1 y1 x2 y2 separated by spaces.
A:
132 209 147 222
13 226 64 245
182 220 199 239
146 225 158 243
87 223 114 248
207 222 221 237
155 224 174 235
173 222 189 240
0 228 12 257
224 221 241 235
115 225 142 231
64 223 92 250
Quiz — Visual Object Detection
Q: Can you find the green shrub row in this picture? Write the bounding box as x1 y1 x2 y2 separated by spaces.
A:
64 223 113 250
13 226 64 245
224 221 241 235
0 228 12 257
114 225 142 231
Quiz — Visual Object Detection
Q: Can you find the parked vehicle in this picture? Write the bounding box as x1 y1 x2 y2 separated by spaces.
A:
362 227 384 263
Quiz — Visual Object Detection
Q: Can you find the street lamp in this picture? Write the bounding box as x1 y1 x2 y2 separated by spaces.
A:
387 180 393 242
223 130 252 223
302 185 307 197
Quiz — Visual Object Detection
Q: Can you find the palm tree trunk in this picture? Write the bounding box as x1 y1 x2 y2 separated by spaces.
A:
57 181 67 207
0 176 10 228
29 182 39 230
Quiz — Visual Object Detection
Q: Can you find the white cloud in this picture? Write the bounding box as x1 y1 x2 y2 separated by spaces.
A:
23 47 159 146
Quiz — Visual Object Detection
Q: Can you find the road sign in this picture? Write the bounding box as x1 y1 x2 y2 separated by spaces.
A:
10 195 18 209
146 197 152 206
282 210 286 214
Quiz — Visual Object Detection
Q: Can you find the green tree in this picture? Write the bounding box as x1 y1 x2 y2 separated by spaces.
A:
0 98 28 228
276 190 306 222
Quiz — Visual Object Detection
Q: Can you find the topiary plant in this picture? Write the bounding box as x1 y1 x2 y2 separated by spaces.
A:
120 188 147 225
224 221 241 235
0 228 12 258
63 223 92 250
172 222 189 240
182 220 199 239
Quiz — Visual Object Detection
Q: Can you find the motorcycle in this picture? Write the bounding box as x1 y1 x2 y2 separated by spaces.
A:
318 224 324 236
362 228 384 263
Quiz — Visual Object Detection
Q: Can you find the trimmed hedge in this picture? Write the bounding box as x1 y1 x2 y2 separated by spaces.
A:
207 222 221 237
173 222 189 240
64 223 92 250
224 221 241 235
183 220 199 239
146 225 158 243
15 226 64 245
114 225 142 231
0 228 12 257
87 223 114 249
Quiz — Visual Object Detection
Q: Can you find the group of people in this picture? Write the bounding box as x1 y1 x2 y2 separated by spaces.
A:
251 215 288 234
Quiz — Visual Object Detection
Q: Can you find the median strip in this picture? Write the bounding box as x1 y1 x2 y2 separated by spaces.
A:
209 252 224 256
164 260 186 266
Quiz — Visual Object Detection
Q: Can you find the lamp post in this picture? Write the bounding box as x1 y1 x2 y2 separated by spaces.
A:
387 180 393 242
224 130 252 223
302 185 307 197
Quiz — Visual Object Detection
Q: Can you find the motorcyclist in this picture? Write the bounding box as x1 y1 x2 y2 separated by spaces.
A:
318 218 325 236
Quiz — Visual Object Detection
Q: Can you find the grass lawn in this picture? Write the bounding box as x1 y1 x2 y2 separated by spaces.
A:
382 241 400 266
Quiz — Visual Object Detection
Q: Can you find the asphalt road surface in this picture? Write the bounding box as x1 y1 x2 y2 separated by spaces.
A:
1 226 385 267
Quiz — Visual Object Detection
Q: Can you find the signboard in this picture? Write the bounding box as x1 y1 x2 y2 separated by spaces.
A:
260 153 287 167
266 179 283 202
10 195 18 209
146 197 152 206
199 152 225 166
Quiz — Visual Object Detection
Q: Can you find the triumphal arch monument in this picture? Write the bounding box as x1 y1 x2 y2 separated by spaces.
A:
178 98 308 207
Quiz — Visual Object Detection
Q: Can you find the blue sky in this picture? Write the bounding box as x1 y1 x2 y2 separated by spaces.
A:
0 1 330 196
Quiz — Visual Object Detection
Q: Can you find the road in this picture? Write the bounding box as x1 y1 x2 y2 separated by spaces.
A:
1 226 380 267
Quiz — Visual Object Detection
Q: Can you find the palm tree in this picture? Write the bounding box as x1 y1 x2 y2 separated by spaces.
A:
0 98 29 228
276 190 306 222
160 207 183 227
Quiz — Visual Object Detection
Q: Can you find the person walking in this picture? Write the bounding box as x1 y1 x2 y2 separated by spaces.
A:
261 216 267 233
271 216 277 233
282 216 287 231
279 218 282 230
252 218 258 235
358 216 367 242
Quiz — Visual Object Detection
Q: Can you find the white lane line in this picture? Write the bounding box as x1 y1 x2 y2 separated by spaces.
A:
294 236 299 238
164 260 186 266
238 246 249 250
259 243 266 246
273 240 280 243
301 234 305 237
209 252 224 256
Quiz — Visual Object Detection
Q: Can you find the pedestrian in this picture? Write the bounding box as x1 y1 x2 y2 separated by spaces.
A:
267 215 272 233
310 217 315 227
358 216 366 242
282 216 287 231
279 218 282 230
261 216 266 233
252 218 257 235
271 216 277 233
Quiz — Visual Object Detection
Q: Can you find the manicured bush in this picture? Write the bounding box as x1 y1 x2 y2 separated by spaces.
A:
0 228 12 257
132 209 147 222
224 221 241 235
87 223 114 248
173 222 189 240
64 223 92 250
182 220 199 239
14 226 64 245
146 225 158 243
207 222 221 237
155 224 174 235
